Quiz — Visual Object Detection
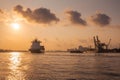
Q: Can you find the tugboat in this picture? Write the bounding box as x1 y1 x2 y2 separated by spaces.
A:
29 39 45 53
67 46 84 53
69 49 83 53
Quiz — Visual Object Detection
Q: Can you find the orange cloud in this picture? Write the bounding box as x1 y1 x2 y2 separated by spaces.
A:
89 13 111 27
14 5 60 24
65 10 87 26
0 9 3 14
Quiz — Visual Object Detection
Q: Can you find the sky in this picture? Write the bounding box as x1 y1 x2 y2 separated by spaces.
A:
0 0 120 50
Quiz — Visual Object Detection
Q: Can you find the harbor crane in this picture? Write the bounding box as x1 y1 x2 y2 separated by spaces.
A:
93 36 111 53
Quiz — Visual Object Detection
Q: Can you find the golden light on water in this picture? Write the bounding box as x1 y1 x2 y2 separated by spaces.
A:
9 52 21 70
8 52 25 80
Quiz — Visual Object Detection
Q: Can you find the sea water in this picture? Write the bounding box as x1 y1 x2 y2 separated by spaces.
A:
0 52 120 80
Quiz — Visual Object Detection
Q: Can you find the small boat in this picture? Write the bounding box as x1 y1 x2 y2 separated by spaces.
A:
68 46 84 53
69 50 83 53
29 39 45 53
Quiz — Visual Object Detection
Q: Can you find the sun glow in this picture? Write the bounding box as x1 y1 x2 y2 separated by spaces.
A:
11 23 20 30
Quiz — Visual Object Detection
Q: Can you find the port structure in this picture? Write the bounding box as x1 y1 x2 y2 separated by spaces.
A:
93 36 111 53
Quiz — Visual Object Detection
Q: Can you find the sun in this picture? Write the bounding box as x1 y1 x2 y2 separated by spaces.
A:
11 23 20 30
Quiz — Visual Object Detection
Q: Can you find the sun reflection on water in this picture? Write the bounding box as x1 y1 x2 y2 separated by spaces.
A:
7 52 25 80
9 52 21 70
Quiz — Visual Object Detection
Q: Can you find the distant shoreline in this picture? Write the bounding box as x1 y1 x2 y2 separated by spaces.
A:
0 49 28 53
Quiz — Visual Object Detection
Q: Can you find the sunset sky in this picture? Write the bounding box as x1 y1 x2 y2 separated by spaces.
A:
0 0 120 50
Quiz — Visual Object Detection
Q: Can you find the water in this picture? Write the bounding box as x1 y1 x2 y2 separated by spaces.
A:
0 52 120 80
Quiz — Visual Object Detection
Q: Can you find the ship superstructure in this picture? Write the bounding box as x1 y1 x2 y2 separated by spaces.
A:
68 46 86 53
29 39 45 53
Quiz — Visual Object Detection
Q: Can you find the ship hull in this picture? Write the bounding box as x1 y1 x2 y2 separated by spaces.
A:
70 50 83 53
97 49 120 53
29 49 44 53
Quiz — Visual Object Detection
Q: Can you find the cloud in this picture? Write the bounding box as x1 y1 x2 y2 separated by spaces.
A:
14 5 59 24
89 13 111 26
0 9 5 23
108 25 120 29
66 10 87 26
0 9 3 14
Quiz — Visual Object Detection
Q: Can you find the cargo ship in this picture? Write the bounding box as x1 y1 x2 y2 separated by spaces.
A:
29 39 45 53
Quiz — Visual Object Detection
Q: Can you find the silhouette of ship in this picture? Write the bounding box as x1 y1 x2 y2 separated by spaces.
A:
29 39 45 53
67 46 85 53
